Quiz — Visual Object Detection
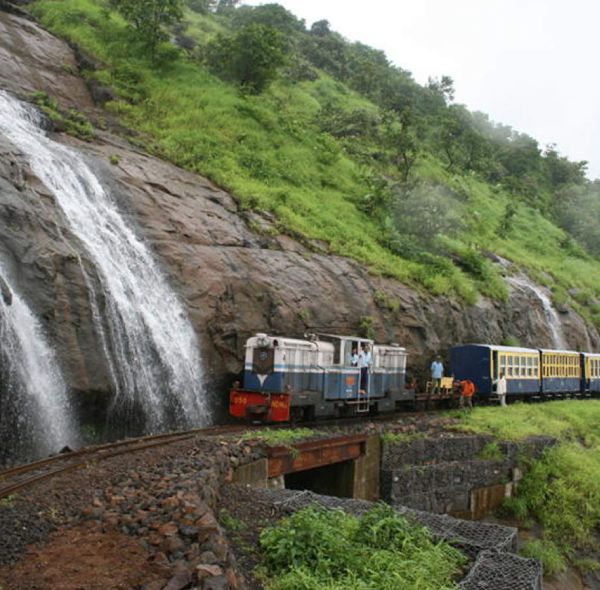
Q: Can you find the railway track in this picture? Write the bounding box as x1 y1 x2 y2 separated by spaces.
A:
0 424 247 500
3 390 563 500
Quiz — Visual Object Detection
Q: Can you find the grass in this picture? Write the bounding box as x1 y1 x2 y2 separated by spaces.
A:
458 400 600 442
458 401 600 569
381 431 424 445
520 539 567 576
27 0 600 318
0 494 17 508
476 441 505 461
259 504 466 590
219 508 245 532
29 90 95 139
241 428 316 447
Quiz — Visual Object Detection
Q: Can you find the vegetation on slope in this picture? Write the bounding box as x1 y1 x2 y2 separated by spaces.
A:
460 401 600 575
28 0 600 324
259 504 466 589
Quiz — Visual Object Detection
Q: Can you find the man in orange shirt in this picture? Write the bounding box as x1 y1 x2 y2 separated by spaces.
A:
459 379 476 410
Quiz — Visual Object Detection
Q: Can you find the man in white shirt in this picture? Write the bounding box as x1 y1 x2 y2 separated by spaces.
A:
358 344 372 393
430 356 444 395
495 371 507 407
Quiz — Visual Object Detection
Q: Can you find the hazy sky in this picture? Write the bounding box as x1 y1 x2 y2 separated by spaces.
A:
247 0 600 180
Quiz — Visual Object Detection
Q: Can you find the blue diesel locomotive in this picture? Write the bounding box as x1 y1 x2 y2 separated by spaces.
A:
229 333 409 422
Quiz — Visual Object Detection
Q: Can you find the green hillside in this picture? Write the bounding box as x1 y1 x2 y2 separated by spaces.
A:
29 0 600 326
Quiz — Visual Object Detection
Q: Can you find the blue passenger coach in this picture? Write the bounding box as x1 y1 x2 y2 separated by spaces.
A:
540 349 581 394
451 344 541 397
582 352 600 394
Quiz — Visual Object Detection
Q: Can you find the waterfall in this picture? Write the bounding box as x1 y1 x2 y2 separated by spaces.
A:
0 267 77 464
0 90 208 433
507 275 568 349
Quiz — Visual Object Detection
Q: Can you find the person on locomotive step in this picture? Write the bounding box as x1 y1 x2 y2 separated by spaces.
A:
459 379 476 410
430 356 444 395
351 347 359 367
358 344 372 393
494 371 507 407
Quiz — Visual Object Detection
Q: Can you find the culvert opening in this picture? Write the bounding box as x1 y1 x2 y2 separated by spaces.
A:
284 459 355 498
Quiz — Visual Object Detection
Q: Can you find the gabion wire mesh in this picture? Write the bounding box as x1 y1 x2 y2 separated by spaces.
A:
250 488 542 590
392 505 517 558
459 549 543 590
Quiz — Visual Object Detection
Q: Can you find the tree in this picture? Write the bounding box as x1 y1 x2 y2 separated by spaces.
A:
427 75 455 104
205 24 287 93
436 105 470 171
391 182 464 248
214 0 240 14
108 0 183 60
231 4 305 35
310 20 331 36
188 0 215 14
382 109 421 182
543 144 587 188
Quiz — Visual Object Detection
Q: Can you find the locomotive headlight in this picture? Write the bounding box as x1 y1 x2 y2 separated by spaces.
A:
256 333 269 348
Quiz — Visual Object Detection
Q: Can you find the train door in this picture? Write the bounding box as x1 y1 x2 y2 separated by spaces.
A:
488 350 498 395
357 339 373 397
492 350 499 381
581 353 588 394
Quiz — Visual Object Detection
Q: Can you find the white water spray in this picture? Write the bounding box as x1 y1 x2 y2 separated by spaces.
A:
0 268 77 463
0 90 207 432
507 274 567 349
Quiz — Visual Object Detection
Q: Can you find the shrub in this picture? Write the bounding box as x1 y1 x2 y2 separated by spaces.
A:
520 539 566 576
259 504 466 590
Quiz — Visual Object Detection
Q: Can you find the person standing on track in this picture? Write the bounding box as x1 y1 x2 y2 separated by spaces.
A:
459 379 476 410
495 371 507 407
430 355 444 395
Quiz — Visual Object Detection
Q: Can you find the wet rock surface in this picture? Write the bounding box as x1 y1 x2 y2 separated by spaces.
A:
0 5 598 413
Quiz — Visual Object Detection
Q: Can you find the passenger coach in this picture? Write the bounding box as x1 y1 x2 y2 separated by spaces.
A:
539 349 580 394
582 352 600 394
451 344 540 397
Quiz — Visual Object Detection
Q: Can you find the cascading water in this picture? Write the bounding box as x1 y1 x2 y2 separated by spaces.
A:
0 267 77 464
0 90 207 433
507 274 568 349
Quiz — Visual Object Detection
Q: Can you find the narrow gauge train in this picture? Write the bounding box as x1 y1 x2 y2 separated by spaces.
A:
229 334 600 423
229 333 409 422
451 344 600 399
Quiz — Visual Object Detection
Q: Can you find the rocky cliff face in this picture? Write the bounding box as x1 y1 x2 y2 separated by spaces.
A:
0 7 597 416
